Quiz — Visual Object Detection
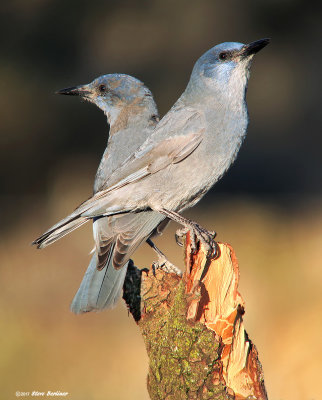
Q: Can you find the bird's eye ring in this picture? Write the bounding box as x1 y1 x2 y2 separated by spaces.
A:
219 52 228 61
99 84 107 93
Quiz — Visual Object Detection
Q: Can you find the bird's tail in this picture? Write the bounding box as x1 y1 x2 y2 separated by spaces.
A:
71 212 166 314
70 247 128 314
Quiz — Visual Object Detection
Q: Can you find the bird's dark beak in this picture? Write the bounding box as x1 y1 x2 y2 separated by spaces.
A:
55 85 91 97
241 38 270 57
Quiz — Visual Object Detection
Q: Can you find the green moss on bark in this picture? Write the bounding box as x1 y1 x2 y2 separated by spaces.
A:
139 275 233 400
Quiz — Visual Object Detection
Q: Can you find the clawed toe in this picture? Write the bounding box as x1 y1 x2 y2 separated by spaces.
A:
176 223 218 258
175 227 188 247
175 227 199 251
196 228 217 256
153 257 182 276
155 208 218 259
175 233 184 247
201 234 218 258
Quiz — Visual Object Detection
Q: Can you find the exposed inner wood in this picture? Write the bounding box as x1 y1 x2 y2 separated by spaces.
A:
123 233 267 400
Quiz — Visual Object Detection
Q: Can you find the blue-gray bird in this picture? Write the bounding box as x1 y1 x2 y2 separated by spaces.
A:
48 74 161 313
33 39 269 307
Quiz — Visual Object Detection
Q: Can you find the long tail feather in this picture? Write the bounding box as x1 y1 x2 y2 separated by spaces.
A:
70 246 128 314
71 212 165 313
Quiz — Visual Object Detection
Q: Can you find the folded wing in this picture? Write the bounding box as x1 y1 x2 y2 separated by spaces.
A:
33 110 205 249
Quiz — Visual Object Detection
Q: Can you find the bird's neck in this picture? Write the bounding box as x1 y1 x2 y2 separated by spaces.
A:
183 69 249 117
108 100 158 137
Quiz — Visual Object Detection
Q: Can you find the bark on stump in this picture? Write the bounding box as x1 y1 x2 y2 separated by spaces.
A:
123 233 267 400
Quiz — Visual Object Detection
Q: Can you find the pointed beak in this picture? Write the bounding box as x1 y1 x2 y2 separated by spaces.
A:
55 85 91 97
241 38 270 57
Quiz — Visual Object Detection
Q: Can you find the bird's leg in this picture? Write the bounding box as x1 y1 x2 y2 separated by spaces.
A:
156 208 217 256
146 238 182 276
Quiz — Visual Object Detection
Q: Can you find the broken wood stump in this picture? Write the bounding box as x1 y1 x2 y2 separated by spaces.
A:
123 233 267 400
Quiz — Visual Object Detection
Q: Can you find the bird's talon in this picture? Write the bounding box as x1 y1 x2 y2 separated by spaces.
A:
175 227 189 247
189 232 198 253
211 241 220 259
175 233 184 247
152 262 157 276
154 258 182 275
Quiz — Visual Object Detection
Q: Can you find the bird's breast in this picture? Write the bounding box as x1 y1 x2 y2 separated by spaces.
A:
146 112 248 211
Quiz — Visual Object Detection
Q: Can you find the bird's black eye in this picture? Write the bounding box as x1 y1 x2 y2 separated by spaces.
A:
98 84 107 93
219 52 228 61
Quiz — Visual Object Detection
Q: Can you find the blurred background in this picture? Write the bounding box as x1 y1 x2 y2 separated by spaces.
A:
1 0 321 399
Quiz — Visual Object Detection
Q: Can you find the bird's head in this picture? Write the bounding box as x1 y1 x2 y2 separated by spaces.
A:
186 39 270 104
56 74 158 126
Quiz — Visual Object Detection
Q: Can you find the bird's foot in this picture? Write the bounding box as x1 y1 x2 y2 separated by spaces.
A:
176 224 217 257
152 256 182 276
175 226 191 247
155 208 218 258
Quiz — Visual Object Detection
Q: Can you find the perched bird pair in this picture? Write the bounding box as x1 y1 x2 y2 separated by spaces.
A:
33 39 270 314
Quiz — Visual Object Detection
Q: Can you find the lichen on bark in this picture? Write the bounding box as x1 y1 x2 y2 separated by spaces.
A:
138 270 234 400
123 239 267 400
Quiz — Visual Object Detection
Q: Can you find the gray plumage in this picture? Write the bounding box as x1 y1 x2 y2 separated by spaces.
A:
39 74 160 313
33 39 269 310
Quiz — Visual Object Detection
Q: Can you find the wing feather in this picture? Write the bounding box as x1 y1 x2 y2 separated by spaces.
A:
33 109 206 248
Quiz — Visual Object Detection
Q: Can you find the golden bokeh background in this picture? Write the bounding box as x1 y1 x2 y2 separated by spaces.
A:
1 1 321 399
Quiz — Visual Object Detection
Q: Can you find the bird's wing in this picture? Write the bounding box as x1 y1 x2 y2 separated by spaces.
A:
33 110 205 247
98 107 204 188
32 216 88 248
80 129 204 217
81 109 205 212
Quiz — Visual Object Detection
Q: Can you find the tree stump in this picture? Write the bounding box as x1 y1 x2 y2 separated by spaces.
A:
123 232 267 400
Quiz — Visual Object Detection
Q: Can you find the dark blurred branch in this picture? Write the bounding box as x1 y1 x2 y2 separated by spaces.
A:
123 234 267 400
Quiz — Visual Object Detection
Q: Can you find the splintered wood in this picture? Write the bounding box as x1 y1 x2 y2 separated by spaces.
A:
184 234 267 399
126 234 267 400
